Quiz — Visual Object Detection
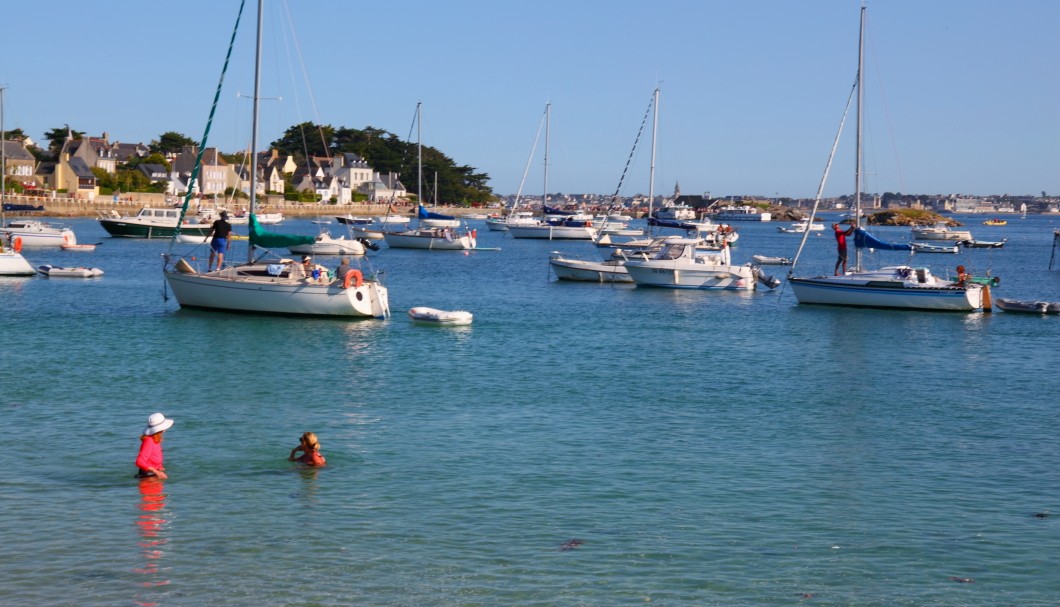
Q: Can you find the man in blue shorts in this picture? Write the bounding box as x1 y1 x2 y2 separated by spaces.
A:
206 210 233 271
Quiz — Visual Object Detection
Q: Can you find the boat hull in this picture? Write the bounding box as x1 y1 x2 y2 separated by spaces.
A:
508 225 597 240
789 275 983 311
548 254 632 283
0 251 35 275
100 219 211 238
164 268 389 318
624 262 756 290
383 231 475 250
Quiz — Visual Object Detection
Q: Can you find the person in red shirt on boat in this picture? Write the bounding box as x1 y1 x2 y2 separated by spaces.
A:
136 412 174 479
288 432 326 467
833 222 856 275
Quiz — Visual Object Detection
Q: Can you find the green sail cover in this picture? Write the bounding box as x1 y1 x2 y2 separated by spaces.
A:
249 214 315 248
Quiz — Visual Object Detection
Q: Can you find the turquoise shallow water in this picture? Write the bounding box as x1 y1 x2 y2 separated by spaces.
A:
2 214 1059 606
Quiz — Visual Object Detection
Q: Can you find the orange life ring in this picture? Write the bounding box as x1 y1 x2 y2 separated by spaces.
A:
343 269 364 289
585 221 592 227
13 236 22 253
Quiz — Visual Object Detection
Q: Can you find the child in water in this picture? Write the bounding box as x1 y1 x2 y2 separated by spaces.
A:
288 432 326 467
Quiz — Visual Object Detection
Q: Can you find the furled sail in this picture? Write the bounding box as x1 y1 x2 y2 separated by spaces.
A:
249 215 315 248
417 205 455 221
854 228 911 251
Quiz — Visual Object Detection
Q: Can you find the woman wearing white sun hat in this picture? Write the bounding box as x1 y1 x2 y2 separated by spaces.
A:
136 413 174 479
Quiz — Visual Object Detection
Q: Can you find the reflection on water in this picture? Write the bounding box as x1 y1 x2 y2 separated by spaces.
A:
133 478 170 606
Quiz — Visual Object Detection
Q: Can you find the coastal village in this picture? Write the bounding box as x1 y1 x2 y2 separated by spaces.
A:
2 131 1059 218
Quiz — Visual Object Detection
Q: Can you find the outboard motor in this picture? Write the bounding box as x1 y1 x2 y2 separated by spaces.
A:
754 267 782 289
358 237 381 252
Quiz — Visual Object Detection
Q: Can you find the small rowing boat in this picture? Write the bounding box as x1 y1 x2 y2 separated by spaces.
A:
995 299 1060 314
910 241 960 254
37 264 104 278
408 306 473 326
751 255 792 266
960 239 1006 248
60 243 100 252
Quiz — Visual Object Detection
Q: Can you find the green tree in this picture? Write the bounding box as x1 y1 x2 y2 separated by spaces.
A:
43 125 84 159
150 131 196 154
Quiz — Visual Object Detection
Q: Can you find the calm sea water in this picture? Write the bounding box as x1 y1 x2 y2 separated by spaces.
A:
2 214 1059 606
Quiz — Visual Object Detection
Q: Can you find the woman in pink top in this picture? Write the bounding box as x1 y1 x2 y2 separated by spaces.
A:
136 412 174 479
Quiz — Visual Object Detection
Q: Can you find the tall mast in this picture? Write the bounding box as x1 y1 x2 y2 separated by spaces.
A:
417 102 422 207
854 4 865 271
248 0 263 262
543 102 550 208
1 86 6 221
648 87 658 225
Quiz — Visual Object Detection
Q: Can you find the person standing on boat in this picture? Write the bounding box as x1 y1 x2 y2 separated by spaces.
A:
833 222 856 275
136 413 174 479
288 432 326 467
205 210 233 271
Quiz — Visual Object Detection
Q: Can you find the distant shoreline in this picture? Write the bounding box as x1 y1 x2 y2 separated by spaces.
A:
0 193 502 219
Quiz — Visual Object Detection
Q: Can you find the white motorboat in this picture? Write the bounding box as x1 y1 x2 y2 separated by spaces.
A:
288 231 370 256
37 264 104 278
778 219 824 233
623 238 770 290
548 251 633 283
787 6 987 313
408 306 473 326
652 204 696 221
0 219 77 247
161 1 390 320
710 205 772 222
910 223 972 241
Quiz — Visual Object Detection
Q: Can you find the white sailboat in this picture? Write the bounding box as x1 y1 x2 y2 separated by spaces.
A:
383 103 477 251
508 103 597 241
0 86 35 276
788 5 986 311
162 0 389 318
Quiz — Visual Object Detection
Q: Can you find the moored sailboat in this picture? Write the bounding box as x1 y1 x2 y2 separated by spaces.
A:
788 5 988 312
383 103 477 251
162 0 389 319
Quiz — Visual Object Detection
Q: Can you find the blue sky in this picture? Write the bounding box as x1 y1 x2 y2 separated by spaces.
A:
2 0 1057 198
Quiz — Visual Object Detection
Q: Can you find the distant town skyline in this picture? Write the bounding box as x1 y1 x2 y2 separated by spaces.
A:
2 0 1057 199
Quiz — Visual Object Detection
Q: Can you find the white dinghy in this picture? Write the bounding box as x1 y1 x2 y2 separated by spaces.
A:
408 306 473 326
38 264 104 278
